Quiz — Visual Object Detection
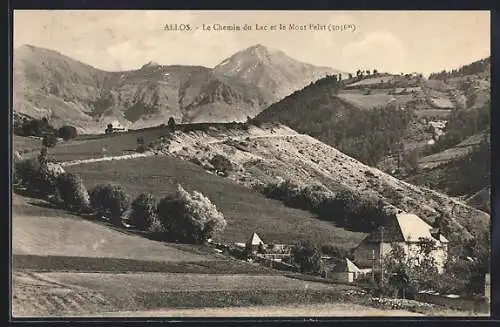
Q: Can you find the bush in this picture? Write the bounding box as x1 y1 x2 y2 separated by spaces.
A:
14 154 58 196
157 184 227 244
129 192 159 230
89 184 130 226
55 172 90 212
42 134 58 148
58 125 78 140
15 117 56 137
14 158 41 189
291 240 322 274
210 154 233 177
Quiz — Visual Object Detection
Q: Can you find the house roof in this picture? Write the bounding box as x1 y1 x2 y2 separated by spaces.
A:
396 212 448 243
357 211 448 246
246 233 264 246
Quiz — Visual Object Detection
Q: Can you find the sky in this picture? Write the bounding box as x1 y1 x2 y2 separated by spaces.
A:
13 10 490 75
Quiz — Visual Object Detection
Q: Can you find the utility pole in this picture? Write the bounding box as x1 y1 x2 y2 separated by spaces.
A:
371 249 375 283
380 226 385 285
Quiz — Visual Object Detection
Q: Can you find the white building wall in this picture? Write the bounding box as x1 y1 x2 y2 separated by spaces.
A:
402 242 447 274
330 272 355 283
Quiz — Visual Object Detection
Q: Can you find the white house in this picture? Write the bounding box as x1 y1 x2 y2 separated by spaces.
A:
353 210 449 273
106 120 128 133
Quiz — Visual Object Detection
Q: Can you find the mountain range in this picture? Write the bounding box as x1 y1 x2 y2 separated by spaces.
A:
13 44 341 133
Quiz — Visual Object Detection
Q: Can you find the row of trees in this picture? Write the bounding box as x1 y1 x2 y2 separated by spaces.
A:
14 117 78 148
13 149 227 244
428 57 490 80
259 180 389 233
14 117 78 140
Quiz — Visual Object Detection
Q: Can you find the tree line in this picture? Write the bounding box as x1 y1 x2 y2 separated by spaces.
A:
13 148 227 244
258 180 389 233
14 117 78 147
428 57 490 80
256 75 415 167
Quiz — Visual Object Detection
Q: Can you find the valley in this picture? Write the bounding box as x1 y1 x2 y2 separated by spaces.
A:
11 40 490 318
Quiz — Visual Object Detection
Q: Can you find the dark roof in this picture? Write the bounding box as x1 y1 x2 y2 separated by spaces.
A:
357 216 405 244
355 211 449 251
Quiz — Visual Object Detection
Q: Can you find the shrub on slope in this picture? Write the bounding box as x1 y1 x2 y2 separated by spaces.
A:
157 184 227 244
89 184 130 226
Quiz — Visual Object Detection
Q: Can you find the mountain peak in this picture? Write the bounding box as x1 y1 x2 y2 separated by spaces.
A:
248 43 268 50
215 44 341 100
244 44 277 56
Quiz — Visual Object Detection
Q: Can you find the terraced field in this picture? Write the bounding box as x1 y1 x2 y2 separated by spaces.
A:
418 132 488 169
337 91 413 110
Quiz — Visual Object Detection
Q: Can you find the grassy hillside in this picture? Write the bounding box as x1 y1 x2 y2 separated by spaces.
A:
418 131 489 169
15 118 489 243
65 155 366 247
147 124 489 241
12 193 212 261
254 58 490 203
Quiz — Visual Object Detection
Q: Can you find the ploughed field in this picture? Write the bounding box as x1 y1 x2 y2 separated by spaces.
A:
12 193 363 317
12 270 366 317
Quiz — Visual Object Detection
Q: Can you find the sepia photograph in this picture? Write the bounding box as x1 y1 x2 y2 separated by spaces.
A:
11 10 491 318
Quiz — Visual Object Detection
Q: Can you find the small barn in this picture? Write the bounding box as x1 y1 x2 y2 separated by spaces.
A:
324 258 362 284
13 151 23 162
246 232 265 252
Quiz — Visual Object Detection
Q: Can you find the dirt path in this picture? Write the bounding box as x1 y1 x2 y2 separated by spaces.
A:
59 151 156 167
59 131 305 167
73 303 425 317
